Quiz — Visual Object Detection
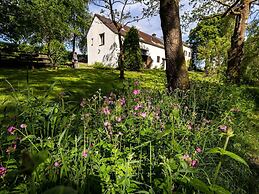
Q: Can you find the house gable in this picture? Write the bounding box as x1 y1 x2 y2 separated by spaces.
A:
87 16 119 66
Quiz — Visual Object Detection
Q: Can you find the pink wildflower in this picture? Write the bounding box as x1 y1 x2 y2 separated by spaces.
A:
187 124 192 130
219 125 227 133
7 126 16 135
191 160 198 168
134 104 142 111
104 121 110 127
54 162 60 167
0 166 7 177
133 89 140 95
140 112 147 118
82 150 88 158
120 98 126 106
102 107 111 115
134 81 139 86
195 147 202 153
116 116 122 122
20 124 27 129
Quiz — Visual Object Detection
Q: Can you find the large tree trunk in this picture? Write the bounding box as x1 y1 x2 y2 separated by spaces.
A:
226 0 250 84
160 0 189 92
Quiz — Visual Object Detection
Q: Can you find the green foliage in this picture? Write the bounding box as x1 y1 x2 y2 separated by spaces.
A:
43 40 69 65
242 20 259 84
0 0 91 54
0 73 257 193
124 27 143 71
188 16 233 73
0 0 33 43
92 62 112 70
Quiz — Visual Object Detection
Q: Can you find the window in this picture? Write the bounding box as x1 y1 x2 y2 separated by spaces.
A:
91 38 93 46
162 58 166 65
184 50 187 56
157 56 160 63
99 33 105 45
188 52 191 57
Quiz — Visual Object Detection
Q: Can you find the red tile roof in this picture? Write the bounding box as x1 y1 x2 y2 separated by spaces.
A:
95 14 165 49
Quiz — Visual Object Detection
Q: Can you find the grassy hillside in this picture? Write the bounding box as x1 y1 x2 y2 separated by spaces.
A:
0 67 258 193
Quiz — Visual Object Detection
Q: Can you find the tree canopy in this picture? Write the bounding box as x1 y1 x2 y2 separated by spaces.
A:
0 0 91 64
188 16 234 74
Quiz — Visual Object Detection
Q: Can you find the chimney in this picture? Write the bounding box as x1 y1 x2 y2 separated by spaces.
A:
152 33 156 37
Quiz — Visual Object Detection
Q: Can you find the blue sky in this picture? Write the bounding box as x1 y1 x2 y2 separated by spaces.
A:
89 0 194 41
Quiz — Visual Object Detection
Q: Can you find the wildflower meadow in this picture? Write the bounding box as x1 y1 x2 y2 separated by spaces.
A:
1 72 258 193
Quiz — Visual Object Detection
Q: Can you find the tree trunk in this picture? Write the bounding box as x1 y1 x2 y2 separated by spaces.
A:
226 0 250 84
47 40 54 65
72 33 76 53
160 0 189 92
118 31 125 79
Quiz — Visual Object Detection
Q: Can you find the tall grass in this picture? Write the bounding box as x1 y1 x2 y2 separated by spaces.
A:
0 78 256 193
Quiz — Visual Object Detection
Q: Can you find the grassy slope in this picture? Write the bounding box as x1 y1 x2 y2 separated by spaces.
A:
0 67 258 159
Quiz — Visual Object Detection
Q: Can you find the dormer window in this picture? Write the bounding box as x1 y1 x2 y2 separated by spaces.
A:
99 33 105 46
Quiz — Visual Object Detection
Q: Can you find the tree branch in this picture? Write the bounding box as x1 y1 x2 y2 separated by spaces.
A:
222 0 241 16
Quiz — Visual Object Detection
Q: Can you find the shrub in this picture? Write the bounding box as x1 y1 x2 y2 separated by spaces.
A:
92 62 112 70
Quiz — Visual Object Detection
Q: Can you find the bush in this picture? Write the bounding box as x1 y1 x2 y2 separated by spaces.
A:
92 62 112 70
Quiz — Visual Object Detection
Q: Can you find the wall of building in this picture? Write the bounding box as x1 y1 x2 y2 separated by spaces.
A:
87 16 192 69
182 46 192 69
183 46 192 64
87 17 119 67
139 42 166 69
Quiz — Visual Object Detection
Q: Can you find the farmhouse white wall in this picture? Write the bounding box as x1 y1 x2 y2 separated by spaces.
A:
140 42 165 69
87 17 119 67
87 15 192 69
183 46 192 62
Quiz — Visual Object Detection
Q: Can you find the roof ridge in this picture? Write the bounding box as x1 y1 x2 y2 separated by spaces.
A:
94 14 165 48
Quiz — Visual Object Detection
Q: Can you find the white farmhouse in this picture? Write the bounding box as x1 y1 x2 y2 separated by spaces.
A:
87 14 192 69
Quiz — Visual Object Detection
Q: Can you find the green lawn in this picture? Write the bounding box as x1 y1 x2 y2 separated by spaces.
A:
0 67 165 104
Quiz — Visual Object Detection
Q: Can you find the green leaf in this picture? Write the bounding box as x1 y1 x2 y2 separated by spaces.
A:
156 129 171 139
189 178 212 194
20 135 36 142
207 147 222 155
222 150 249 167
58 128 67 147
208 147 249 167
209 184 231 194
7 135 17 141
